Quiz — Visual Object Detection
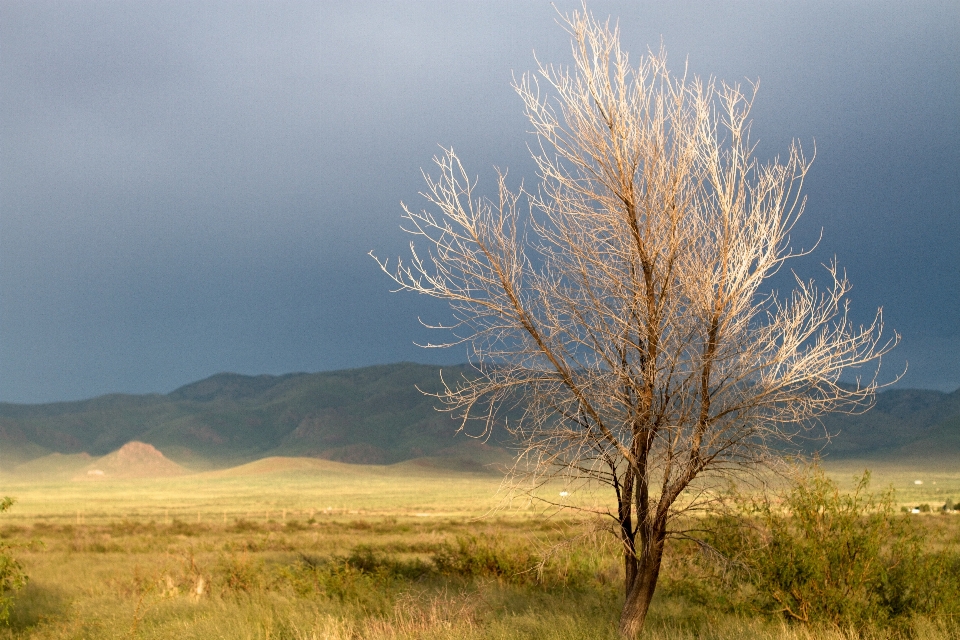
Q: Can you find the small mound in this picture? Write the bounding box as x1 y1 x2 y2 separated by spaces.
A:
74 441 188 480
11 452 93 479
317 443 390 465
398 455 503 475
199 456 359 478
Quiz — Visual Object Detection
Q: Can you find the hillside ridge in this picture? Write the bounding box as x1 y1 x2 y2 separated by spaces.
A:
1 364 957 471
0 363 491 469
75 441 188 480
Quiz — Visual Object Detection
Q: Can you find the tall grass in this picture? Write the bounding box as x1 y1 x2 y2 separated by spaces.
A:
1 461 959 638
0 509 957 639
0 499 27 624
662 466 960 634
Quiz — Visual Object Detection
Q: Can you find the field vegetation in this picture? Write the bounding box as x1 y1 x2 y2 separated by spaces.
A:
0 459 958 639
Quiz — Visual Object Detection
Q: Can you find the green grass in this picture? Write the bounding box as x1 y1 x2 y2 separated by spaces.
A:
0 458 515 525
0 458 958 638
5 455 955 526
821 459 960 510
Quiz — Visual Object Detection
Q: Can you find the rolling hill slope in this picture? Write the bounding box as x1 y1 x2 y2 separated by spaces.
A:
0 363 504 469
1 363 957 472
813 387 960 459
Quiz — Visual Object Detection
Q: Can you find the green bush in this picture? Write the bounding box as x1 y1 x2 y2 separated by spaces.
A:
432 535 539 583
230 518 262 532
431 534 599 588
695 466 960 628
279 550 417 617
215 551 265 593
0 498 27 624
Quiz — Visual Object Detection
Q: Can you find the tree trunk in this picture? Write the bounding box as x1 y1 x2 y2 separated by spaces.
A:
617 541 664 638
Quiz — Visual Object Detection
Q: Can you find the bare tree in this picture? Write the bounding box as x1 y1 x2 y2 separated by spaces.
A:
373 8 895 637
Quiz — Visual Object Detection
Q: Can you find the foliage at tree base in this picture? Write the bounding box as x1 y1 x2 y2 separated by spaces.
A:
0 498 27 625
0 507 958 638
663 466 960 630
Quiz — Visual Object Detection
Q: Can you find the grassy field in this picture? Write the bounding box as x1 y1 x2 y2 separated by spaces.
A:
818 459 960 510
1 458 516 525
0 458 958 639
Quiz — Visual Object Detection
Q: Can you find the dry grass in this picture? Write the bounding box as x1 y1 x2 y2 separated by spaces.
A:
0 459 957 638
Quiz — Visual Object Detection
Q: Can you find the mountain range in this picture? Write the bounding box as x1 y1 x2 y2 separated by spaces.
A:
0 363 496 471
1 363 957 473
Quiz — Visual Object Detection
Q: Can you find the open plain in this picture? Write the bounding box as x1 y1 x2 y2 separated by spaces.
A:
0 457 958 639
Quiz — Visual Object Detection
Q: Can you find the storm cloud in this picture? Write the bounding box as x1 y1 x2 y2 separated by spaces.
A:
1 1 957 402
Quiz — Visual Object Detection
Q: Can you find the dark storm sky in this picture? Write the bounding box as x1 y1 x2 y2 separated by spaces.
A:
1 1 958 403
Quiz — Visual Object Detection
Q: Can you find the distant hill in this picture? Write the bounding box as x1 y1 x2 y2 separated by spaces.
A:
812 387 960 461
884 412 960 461
74 441 188 480
0 363 957 472
0 363 505 470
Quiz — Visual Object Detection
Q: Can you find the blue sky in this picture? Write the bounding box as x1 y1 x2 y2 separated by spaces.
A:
1 1 958 403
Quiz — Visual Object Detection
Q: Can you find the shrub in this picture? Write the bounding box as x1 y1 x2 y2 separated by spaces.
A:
231 518 262 533
696 466 960 629
344 545 432 580
280 550 418 615
431 534 597 588
0 498 27 624
167 519 209 536
432 535 540 584
215 552 264 593
285 519 307 531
